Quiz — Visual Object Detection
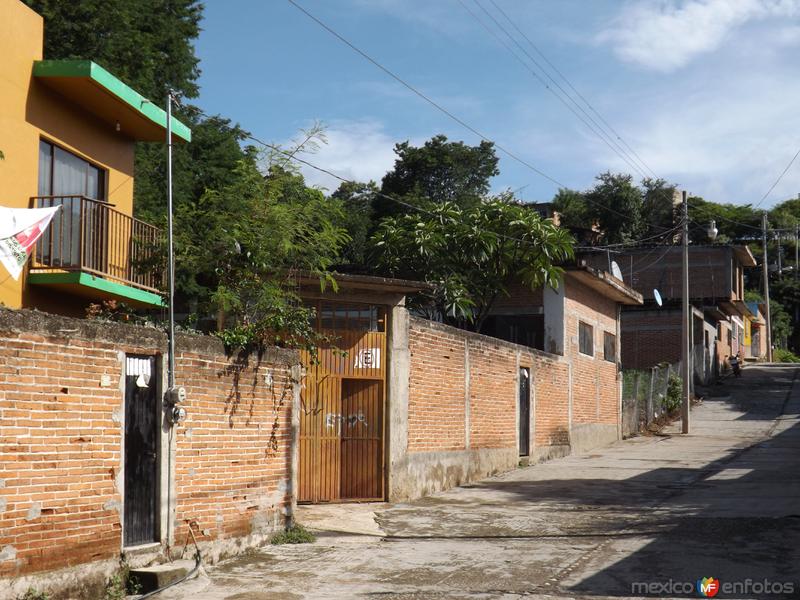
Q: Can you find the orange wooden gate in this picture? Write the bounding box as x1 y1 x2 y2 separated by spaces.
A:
299 302 386 502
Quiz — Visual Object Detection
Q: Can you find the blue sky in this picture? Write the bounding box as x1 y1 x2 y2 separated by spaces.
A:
195 0 800 207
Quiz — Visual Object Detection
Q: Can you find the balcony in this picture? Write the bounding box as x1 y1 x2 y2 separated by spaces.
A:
28 195 164 307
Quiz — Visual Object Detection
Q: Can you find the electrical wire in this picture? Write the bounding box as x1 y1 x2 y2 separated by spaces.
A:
488 0 658 180
285 0 674 230
752 142 800 210
463 0 649 181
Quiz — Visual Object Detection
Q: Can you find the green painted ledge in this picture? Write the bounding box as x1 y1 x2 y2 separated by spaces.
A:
28 272 165 307
33 59 192 143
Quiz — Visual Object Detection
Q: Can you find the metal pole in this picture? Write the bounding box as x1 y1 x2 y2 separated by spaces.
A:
795 223 798 281
762 213 773 362
166 91 176 389
681 191 691 434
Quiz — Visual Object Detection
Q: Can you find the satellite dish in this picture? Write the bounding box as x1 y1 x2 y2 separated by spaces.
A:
611 260 623 281
654 289 663 307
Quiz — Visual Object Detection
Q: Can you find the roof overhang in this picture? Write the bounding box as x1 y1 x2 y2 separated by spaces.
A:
33 60 191 143
296 271 434 295
733 245 757 267
719 299 755 318
565 264 643 305
703 305 728 321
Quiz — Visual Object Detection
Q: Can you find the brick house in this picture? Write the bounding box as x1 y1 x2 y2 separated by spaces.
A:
0 0 190 315
481 263 644 454
582 245 757 381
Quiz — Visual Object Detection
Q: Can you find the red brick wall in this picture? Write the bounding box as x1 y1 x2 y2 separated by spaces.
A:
621 309 683 369
528 355 570 447
406 323 466 452
565 279 620 426
407 318 573 454
173 345 295 544
468 337 517 449
0 310 296 580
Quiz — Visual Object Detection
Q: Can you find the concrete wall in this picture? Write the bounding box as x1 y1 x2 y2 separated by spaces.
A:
0 309 299 599
0 0 137 311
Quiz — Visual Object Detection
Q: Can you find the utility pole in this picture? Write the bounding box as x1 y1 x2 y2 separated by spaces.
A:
681 191 691 434
762 213 773 362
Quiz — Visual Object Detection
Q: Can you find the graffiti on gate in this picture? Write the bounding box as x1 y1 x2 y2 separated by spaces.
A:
325 410 369 434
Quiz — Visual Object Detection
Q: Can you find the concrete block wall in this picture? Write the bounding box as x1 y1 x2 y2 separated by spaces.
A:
0 309 298 598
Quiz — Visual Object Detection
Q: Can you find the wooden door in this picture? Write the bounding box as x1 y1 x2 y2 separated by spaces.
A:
299 302 386 503
124 356 159 546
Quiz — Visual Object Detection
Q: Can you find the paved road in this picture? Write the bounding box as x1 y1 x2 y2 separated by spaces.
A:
163 366 800 599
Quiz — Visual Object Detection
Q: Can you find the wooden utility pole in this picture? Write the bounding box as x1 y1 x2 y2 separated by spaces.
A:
762 213 773 362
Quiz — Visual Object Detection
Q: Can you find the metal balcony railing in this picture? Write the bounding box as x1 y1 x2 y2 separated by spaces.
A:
30 195 163 293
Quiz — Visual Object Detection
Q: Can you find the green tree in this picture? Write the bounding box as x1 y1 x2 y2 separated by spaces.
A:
552 188 592 231
175 160 350 347
330 181 378 267
24 0 202 100
584 172 645 244
375 135 499 220
641 177 678 239
688 197 760 243
371 195 574 331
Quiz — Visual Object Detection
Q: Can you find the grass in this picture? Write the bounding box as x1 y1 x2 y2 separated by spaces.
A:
18 590 50 600
774 348 800 363
270 523 316 545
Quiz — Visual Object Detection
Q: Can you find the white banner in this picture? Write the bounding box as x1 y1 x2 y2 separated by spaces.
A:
0 206 61 280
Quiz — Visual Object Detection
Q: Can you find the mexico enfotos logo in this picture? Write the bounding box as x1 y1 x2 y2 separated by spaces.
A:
630 577 795 597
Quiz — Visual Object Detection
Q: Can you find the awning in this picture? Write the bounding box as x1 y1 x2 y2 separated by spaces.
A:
33 60 191 143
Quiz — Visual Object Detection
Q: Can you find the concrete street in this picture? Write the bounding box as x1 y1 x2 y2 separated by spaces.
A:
162 366 800 599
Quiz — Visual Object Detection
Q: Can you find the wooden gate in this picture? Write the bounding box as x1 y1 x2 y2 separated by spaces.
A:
299 302 386 502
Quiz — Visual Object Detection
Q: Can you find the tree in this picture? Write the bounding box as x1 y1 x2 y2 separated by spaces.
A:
330 181 378 268
175 160 350 348
584 172 645 244
375 135 499 220
552 188 592 231
688 197 760 243
24 0 202 101
641 178 678 239
371 196 574 331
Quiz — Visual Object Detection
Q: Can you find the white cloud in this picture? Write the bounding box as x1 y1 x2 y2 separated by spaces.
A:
598 0 800 71
290 120 400 192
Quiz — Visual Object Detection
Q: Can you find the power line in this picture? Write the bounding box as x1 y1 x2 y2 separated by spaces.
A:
463 0 649 181
488 0 658 180
752 142 800 210
286 0 671 228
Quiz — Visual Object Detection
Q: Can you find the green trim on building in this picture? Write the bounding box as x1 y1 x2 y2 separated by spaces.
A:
28 272 165 307
33 60 192 142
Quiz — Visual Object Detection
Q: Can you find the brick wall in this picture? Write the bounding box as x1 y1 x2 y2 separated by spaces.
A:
565 279 619 426
407 318 575 457
0 309 297 587
406 324 466 452
621 309 683 370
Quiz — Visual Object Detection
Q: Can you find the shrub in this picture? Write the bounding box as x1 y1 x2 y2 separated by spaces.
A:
774 348 800 363
662 374 682 413
270 523 316 545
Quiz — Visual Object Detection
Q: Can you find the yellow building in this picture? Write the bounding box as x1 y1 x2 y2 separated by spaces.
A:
0 0 190 314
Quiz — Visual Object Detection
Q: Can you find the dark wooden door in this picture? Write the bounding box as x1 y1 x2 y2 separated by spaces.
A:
124 355 159 546
519 368 530 457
